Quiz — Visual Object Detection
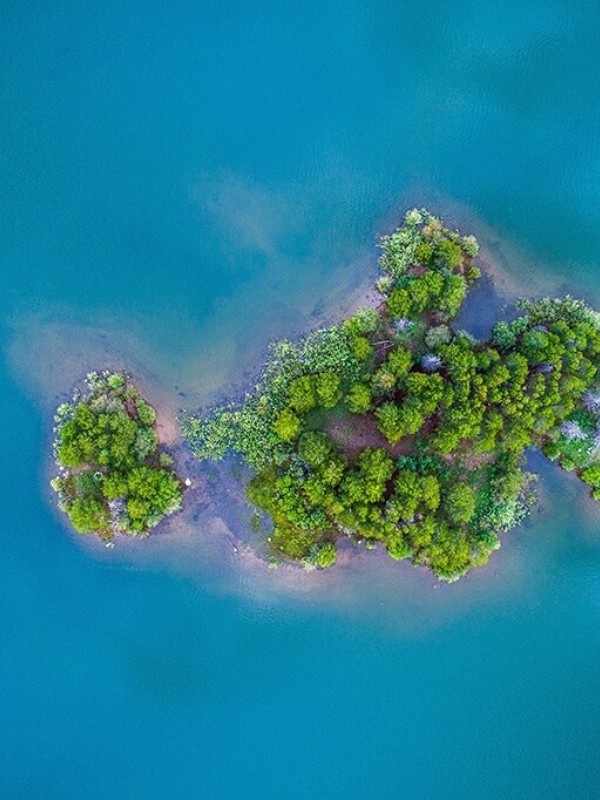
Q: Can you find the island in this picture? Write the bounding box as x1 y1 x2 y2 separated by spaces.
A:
182 209 600 581
51 371 183 540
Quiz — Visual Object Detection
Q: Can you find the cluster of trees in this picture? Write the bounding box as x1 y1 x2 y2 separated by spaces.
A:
387 270 467 321
182 325 368 469
183 209 600 579
247 429 529 580
51 372 182 540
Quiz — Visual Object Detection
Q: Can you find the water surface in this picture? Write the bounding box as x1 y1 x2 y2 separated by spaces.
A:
2 2 600 798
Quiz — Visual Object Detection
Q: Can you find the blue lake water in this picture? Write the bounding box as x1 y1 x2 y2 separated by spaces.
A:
2 2 600 797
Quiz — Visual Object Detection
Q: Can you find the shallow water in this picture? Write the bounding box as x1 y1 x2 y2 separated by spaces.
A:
2 2 600 798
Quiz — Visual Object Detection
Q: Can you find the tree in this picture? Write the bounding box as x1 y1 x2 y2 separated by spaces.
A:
581 465 600 487
387 469 421 521
347 382 372 414
69 496 111 534
288 376 317 414
435 239 462 268
375 403 403 444
444 484 476 525
386 533 412 561
415 242 433 265
136 399 156 426
342 307 380 336
298 431 333 467
425 324 452 349
372 368 396 395
314 542 337 568
273 409 301 441
315 372 341 409
350 336 374 362
438 274 467 318
387 287 412 319
386 347 412 380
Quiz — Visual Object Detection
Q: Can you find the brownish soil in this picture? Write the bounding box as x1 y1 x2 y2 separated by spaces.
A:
325 411 417 461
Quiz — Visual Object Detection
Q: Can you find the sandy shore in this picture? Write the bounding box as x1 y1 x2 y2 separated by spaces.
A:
9 203 600 626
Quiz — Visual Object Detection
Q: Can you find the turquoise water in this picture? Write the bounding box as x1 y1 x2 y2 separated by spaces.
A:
3 2 600 797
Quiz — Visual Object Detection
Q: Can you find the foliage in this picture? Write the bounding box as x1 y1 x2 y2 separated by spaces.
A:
182 209 600 581
346 382 372 414
273 409 301 441
425 324 452 349
182 325 362 469
52 372 183 540
443 484 476 525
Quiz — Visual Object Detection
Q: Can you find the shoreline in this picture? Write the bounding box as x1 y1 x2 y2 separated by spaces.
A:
13 204 600 620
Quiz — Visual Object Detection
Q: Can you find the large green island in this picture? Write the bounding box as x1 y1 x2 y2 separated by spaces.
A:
182 209 600 581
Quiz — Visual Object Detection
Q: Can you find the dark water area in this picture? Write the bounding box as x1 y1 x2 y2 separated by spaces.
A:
2 2 600 798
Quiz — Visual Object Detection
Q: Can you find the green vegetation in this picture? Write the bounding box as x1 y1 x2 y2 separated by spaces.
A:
182 209 600 580
51 372 183 540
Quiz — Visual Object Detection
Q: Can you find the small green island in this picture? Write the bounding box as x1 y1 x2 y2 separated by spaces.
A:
51 372 183 540
181 209 600 581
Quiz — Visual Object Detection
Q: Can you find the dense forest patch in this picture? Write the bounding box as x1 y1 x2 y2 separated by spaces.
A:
51 372 183 540
185 210 600 579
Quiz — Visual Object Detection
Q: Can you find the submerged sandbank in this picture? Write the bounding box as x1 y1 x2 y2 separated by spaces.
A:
8 201 600 628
